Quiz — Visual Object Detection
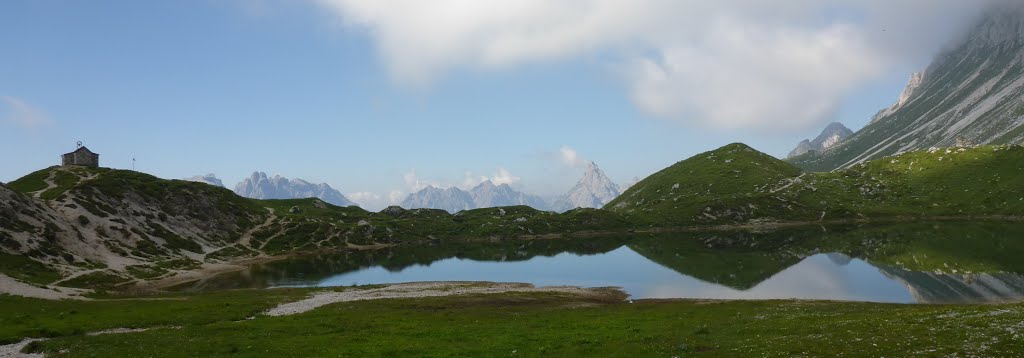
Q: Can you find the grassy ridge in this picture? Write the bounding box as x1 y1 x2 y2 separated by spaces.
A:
610 143 1024 226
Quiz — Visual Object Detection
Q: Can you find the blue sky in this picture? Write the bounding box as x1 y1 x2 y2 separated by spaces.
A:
0 1 990 209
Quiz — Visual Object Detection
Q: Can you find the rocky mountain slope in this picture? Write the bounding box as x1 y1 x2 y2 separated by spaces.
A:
1 167 265 290
234 172 354 207
401 181 549 213
790 7 1024 171
184 174 224 187
552 162 621 212
787 122 854 158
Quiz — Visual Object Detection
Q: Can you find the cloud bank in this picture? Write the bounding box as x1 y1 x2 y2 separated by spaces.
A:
315 0 1004 130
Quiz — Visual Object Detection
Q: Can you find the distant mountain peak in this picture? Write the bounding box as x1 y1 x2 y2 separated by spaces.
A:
553 161 620 212
787 122 854 159
184 174 224 188
234 172 354 207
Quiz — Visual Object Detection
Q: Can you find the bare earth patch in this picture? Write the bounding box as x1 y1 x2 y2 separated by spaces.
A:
0 274 86 300
264 281 624 316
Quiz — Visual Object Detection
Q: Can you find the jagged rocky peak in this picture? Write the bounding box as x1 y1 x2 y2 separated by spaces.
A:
552 161 621 212
234 171 355 207
184 174 224 187
787 122 854 158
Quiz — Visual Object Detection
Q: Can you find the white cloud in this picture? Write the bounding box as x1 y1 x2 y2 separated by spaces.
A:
1 96 51 130
405 167 523 192
489 167 520 186
387 190 405 204
348 189 409 211
403 169 441 192
314 0 1006 130
347 191 384 209
461 167 521 187
559 145 584 168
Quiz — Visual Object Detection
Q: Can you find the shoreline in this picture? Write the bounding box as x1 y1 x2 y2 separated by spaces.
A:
79 215 1024 295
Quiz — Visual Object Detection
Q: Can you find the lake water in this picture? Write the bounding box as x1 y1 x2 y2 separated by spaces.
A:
183 222 1024 304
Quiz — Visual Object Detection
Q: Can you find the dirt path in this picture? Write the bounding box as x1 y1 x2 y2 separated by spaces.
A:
49 269 104 286
31 171 58 198
240 208 276 248
264 282 624 316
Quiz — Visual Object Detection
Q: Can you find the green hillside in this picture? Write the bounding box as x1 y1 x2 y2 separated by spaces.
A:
609 143 1024 226
0 166 634 290
605 143 804 226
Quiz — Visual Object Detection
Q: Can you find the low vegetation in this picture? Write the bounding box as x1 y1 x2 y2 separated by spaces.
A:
0 288 1020 356
609 143 1024 226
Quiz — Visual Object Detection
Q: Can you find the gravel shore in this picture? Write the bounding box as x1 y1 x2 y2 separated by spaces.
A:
265 281 623 316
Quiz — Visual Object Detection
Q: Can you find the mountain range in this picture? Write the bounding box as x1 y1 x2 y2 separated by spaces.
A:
401 180 549 213
234 172 355 207
400 162 622 213
789 7 1024 171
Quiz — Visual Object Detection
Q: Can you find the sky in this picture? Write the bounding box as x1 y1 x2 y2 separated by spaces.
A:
0 0 1004 210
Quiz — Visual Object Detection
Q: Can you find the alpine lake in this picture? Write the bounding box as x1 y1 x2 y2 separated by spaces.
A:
178 221 1024 304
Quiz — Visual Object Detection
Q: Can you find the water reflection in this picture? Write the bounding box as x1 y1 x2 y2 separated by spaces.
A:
181 222 1024 304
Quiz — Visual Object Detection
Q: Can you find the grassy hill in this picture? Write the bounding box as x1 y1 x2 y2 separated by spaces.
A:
608 143 1024 226
0 166 633 291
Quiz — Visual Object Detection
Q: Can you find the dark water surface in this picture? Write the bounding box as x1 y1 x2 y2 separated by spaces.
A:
183 222 1024 304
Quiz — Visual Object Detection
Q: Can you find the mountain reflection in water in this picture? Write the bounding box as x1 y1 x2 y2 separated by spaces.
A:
179 222 1024 304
